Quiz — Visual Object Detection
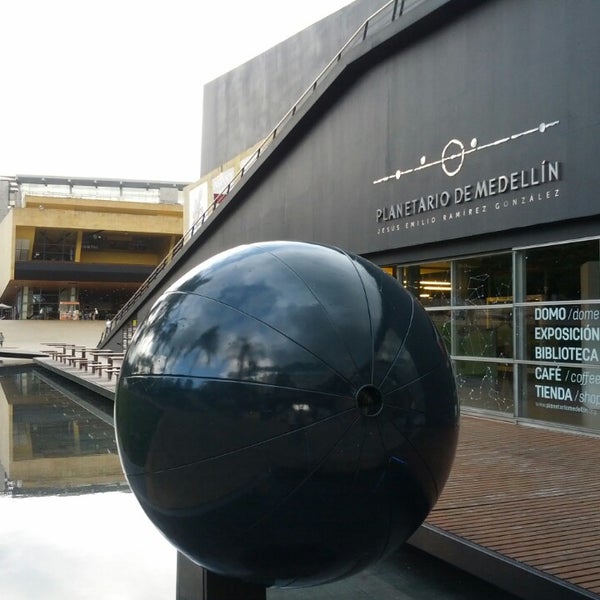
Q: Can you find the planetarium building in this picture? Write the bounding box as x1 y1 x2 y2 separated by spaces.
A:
122 0 600 436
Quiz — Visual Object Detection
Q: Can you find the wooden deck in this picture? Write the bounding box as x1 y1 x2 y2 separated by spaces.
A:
414 415 600 599
33 355 118 400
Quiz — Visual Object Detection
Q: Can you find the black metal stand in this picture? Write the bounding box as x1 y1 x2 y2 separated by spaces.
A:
176 552 266 600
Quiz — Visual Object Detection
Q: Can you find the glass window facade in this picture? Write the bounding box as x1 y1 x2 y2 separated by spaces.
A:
32 229 77 262
397 262 451 307
455 254 512 305
391 238 600 432
20 182 165 203
15 239 30 261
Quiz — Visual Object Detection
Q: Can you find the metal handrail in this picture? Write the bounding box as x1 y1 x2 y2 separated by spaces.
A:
104 0 424 341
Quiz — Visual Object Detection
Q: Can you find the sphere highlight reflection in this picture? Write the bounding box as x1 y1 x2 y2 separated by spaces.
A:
115 241 459 588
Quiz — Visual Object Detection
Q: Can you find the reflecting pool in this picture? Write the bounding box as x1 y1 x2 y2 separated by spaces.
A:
0 365 518 600
0 365 175 599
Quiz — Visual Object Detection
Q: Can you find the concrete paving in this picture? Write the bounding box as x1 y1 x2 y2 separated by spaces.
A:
0 320 105 365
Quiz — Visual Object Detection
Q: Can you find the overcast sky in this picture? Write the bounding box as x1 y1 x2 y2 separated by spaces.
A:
0 1 354 183
0 492 176 599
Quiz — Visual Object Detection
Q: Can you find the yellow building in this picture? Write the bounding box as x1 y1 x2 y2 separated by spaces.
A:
0 366 125 494
0 175 186 321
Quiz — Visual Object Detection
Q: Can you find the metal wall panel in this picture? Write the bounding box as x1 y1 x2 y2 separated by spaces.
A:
199 0 599 256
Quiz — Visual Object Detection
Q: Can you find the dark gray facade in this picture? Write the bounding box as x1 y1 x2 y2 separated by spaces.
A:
108 0 600 435
199 0 599 260
194 0 600 435
200 0 387 174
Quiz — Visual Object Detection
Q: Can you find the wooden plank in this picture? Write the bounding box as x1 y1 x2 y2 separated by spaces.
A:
425 415 600 597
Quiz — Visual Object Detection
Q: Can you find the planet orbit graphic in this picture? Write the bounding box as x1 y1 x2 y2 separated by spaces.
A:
373 119 560 184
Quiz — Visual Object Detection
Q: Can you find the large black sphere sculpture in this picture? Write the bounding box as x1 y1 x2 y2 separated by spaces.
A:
115 241 459 588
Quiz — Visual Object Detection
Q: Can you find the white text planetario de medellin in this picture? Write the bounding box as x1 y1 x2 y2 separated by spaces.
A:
376 161 561 223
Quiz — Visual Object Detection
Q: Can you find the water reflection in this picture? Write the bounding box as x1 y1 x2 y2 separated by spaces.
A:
0 365 175 599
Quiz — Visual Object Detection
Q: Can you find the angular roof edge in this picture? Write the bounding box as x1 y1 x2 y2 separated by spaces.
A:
14 174 189 190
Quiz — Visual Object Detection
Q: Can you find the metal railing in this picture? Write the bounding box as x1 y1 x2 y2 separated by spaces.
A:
104 0 425 342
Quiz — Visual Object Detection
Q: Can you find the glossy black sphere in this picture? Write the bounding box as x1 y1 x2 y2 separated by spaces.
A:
115 241 459 588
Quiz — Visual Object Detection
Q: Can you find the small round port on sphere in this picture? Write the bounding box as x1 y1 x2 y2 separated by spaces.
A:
115 241 459 588
356 384 383 417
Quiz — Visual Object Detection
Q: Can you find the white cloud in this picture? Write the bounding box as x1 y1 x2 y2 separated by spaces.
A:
0 492 176 599
0 0 353 182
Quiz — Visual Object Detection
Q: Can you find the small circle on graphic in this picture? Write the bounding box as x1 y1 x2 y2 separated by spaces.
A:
539 122 546 133
420 156 426 165
441 139 465 177
395 170 401 180
470 138 478 148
